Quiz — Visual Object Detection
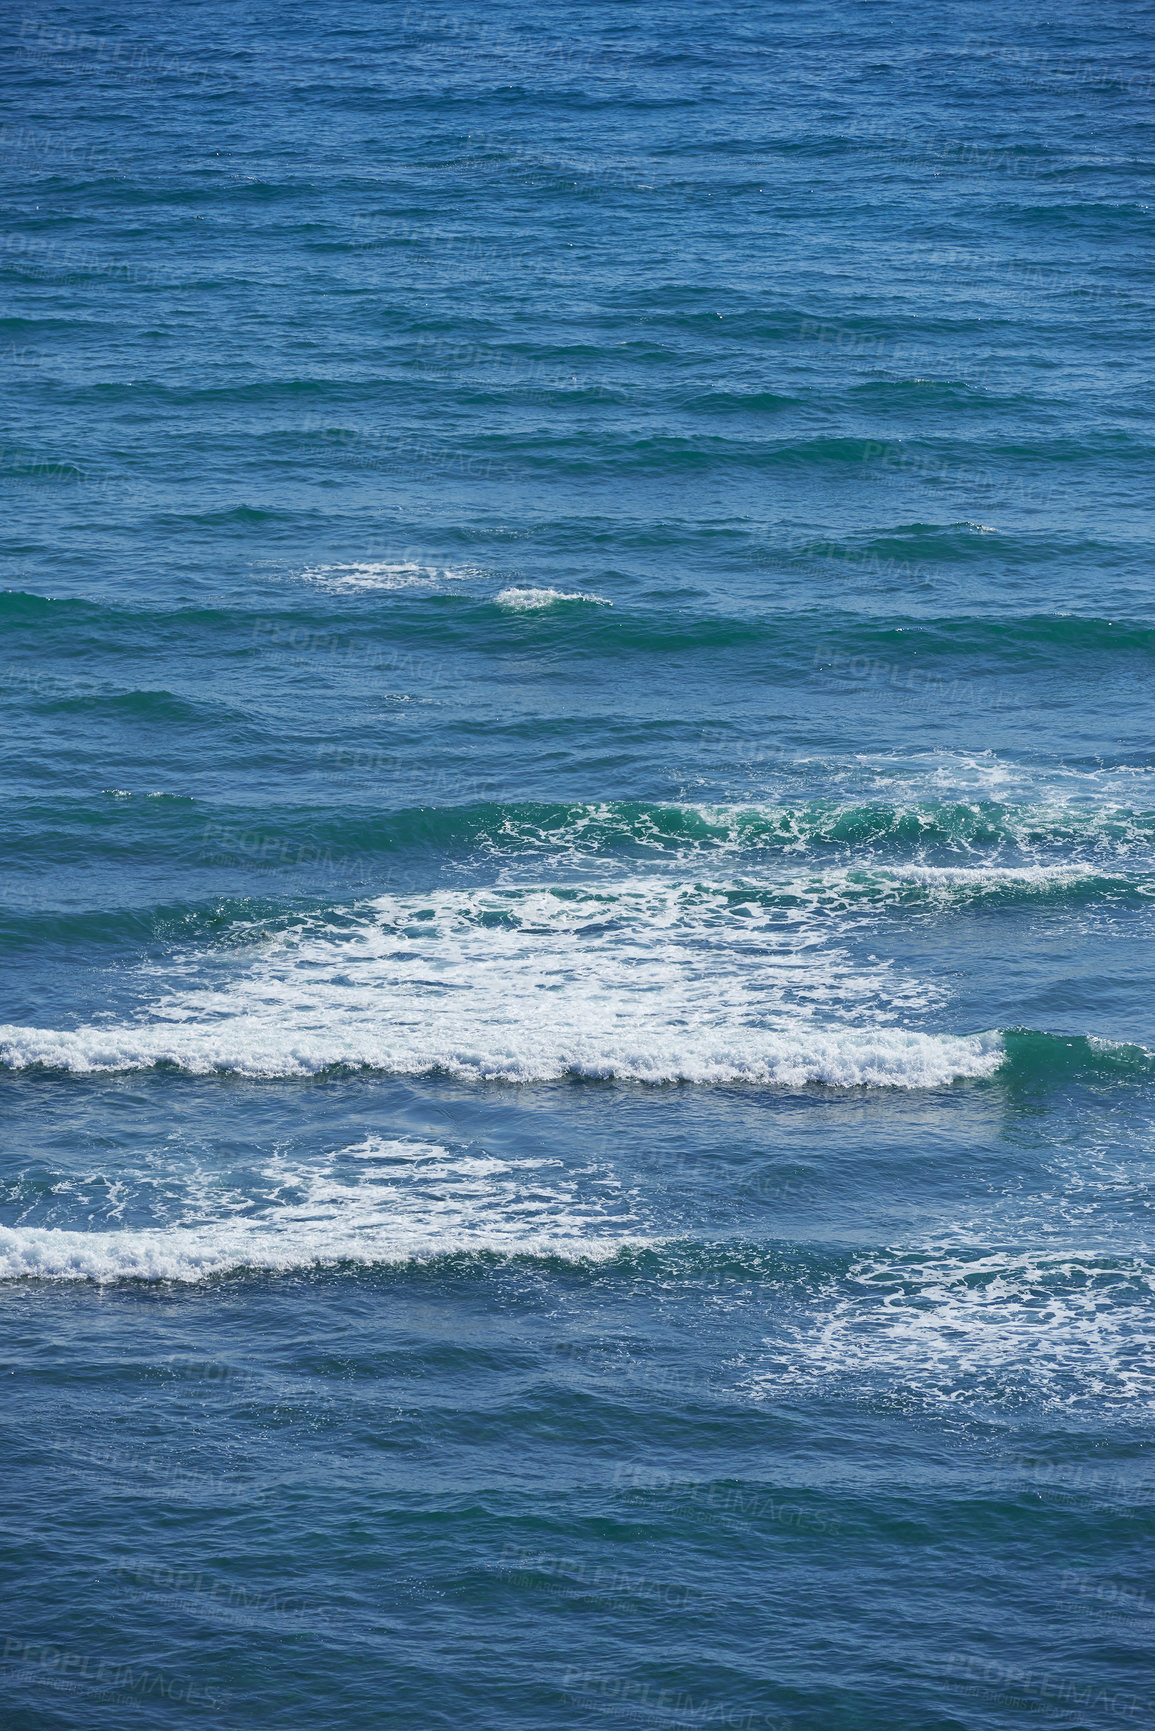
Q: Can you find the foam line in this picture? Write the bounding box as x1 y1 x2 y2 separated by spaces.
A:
0 877 1008 1085
0 1019 1005 1085
0 1137 649 1282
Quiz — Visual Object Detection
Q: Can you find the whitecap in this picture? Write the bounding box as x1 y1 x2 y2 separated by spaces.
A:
0 1136 648 1283
300 561 477 593
494 587 611 610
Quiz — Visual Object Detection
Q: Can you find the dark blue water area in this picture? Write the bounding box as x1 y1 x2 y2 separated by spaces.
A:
2 1 1154 1726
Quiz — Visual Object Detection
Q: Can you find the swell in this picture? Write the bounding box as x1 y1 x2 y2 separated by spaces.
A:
5 797 1155 877
1000 1028 1155 1085
40 688 257 729
5 587 1155 666
1 856 1148 980
0 897 290 958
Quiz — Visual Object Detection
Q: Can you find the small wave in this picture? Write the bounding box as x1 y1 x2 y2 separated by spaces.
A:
0 1136 647 1284
1000 1028 1155 1085
191 796 1149 869
44 688 234 726
8 795 1155 882
407 796 1155 870
494 586 611 610
0 589 102 621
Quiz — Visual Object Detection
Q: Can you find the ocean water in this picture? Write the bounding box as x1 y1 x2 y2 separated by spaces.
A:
3 1 1154 1725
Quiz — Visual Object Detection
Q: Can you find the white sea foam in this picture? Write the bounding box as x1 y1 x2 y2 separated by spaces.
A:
752 1247 1155 1412
0 879 1003 1087
0 1020 1003 1088
300 561 476 593
877 863 1090 888
494 587 611 610
0 1137 647 1283
847 750 1155 812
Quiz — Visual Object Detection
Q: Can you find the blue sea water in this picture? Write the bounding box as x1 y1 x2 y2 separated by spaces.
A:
2 1 1154 1725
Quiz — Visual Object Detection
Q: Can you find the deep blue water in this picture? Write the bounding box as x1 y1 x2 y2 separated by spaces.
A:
3 2 1154 1726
